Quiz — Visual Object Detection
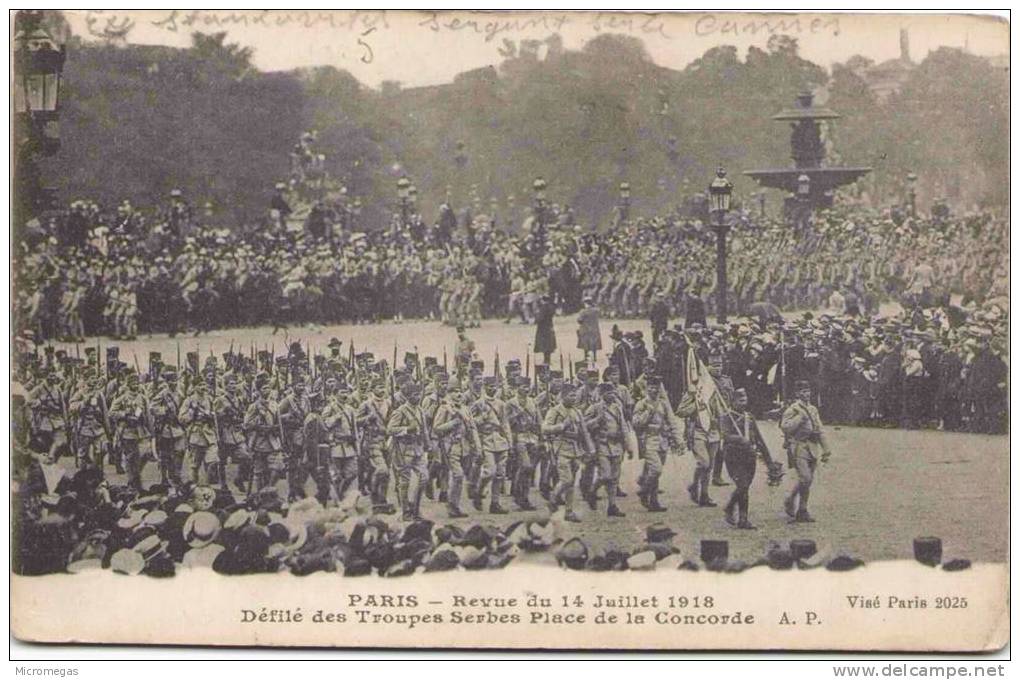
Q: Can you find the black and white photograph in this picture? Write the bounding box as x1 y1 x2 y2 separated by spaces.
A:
8 9 1010 655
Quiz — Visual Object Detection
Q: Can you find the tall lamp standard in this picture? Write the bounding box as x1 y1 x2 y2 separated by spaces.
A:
13 10 65 229
396 176 411 225
532 177 547 228
708 167 734 324
905 171 917 218
618 182 631 224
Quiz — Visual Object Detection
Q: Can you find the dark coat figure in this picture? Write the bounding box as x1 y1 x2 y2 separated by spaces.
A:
649 297 671 348
819 342 851 423
936 350 964 431
609 338 635 385
684 291 707 329
575 304 602 355
655 333 687 407
877 349 903 425
965 348 1007 433
533 297 558 361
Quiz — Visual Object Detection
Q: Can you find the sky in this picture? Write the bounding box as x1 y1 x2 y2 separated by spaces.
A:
62 10 1009 89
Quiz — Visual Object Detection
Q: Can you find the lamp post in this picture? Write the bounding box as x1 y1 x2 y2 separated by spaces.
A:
13 10 65 229
532 177 547 226
906 171 917 218
618 182 631 224
708 167 733 324
396 176 411 225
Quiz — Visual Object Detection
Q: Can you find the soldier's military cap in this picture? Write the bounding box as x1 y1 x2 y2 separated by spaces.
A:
794 380 811 391
355 352 374 362
585 369 599 379
148 351 162 365
549 370 563 380
645 375 662 387
470 360 484 371
327 337 342 349
573 360 587 373
403 352 419 364
597 382 616 395
482 376 498 386
423 356 438 368
505 359 521 368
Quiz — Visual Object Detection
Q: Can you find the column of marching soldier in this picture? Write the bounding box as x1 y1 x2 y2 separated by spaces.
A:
22 336 823 532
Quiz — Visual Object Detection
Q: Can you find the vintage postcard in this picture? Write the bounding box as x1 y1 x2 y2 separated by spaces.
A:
10 10 1009 652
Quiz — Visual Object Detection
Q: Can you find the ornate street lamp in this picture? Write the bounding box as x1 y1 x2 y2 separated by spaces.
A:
707 167 734 324
532 177 547 227
906 171 918 218
396 176 411 224
618 182 631 224
13 10 66 226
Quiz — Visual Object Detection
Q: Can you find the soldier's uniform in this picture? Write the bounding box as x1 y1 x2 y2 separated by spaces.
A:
780 382 831 523
469 379 513 514
150 373 186 486
108 378 152 490
179 387 219 486
69 381 110 470
386 385 431 520
432 389 481 517
719 389 781 529
632 379 673 512
321 391 359 502
583 384 627 517
505 378 541 510
356 386 394 513
278 386 312 501
214 384 252 494
676 388 724 508
243 383 285 490
28 377 68 459
542 389 592 521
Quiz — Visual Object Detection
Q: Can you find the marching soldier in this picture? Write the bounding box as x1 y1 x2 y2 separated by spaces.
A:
27 371 69 462
432 382 481 517
278 377 313 501
150 368 187 487
243 374 286 491
542 386 593 522
214 373 252 495
676 369 726 509
108 371 152 490
780 380 832 523
68 371 111 471
320 380 360 503
356 378 395 514
179 378 220 486
632 376 673 512
469 377 513 514
505 375 540 511
584 382 627 517
386 380 431 521
719 388 784 529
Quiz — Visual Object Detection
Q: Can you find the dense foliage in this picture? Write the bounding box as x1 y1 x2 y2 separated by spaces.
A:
42 31 1008 228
